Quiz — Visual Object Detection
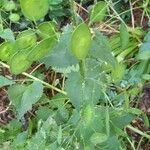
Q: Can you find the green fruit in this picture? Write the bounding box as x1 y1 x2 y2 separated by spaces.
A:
16 30 37 50
71 23 92 60
20 0 49 21
4 0 16 11
37 22 57 39
28 37 57 61
10 51 32 75
0 41 15 61
9 13 20 22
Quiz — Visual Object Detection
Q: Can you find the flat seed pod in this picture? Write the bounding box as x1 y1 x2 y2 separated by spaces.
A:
37 22 57 39
90 1 107 23
20 0 49 21
28 37 57 61
10 51 32 75
0 41 15 61
71 23 92 60
16 30 37 50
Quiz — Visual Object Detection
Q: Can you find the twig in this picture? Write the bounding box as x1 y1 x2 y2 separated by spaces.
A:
0 61 67 95
127 125 150 140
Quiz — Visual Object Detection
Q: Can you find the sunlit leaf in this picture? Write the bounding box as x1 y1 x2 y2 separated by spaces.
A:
120 23 129 50
28 37 57 61
0 76 15 88
90 1 107 23
71 23 92 60
20 0 49 21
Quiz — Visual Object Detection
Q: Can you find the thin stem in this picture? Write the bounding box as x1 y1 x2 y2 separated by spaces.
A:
70 0 77 26
79 60 85 78
127 125 150 140
0 61 67 95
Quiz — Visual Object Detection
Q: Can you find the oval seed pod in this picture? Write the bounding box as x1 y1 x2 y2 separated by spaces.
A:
9 13 20 23
4 0 16 11
16 30 37 50
71 23 92 60
37 22 57 39
0 41 16 61
28 37 57 61
20 0 49 21
10 51 32 75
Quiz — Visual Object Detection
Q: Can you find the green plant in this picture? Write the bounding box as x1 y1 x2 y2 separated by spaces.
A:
0 0 150 150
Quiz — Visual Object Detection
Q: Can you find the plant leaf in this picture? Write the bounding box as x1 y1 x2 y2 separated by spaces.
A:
65 60 103 110
137 42 150 60
10 50 32 75
17 81 43 119
90 132 108 145
90 1 107 23
28 37 57 61
8 82 43 119
0 28 15 41
41 25 78 70
90 31 116 67
120 23 129 50
20 0 49 21
0 76 15 88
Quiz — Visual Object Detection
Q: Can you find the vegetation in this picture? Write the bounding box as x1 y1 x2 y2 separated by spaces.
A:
0 0 150 149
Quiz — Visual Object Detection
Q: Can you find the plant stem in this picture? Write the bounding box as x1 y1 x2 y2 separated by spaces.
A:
70 0 77 26
127 125 150 140
116 44 137 62
79 60 85 78
0 61 67 95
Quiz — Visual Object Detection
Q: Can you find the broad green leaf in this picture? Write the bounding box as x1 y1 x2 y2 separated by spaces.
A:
137 42 150 60
20 0 49 21
49 93 67 109
37 22 57 39
104 136 121 150
111 63 125 82
65 72 82 110
0 76 15 88
0 28 15 41
0 41 16 61
120 23 129 50
71 23 92 60
11 131 28 149
10 51 32 75
144 31 150 42
90 31 116 67
55 106 69 124
90 133 108 145
110 111 135 129
41 25 78 70
16 30 37 50
9 82 43 119
66 58 105 110
142 74 150 80
90 1 107 23
17 81 43 119
8 84 27 110
28 37 57 61
36 107 53 121
26 117 58 149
